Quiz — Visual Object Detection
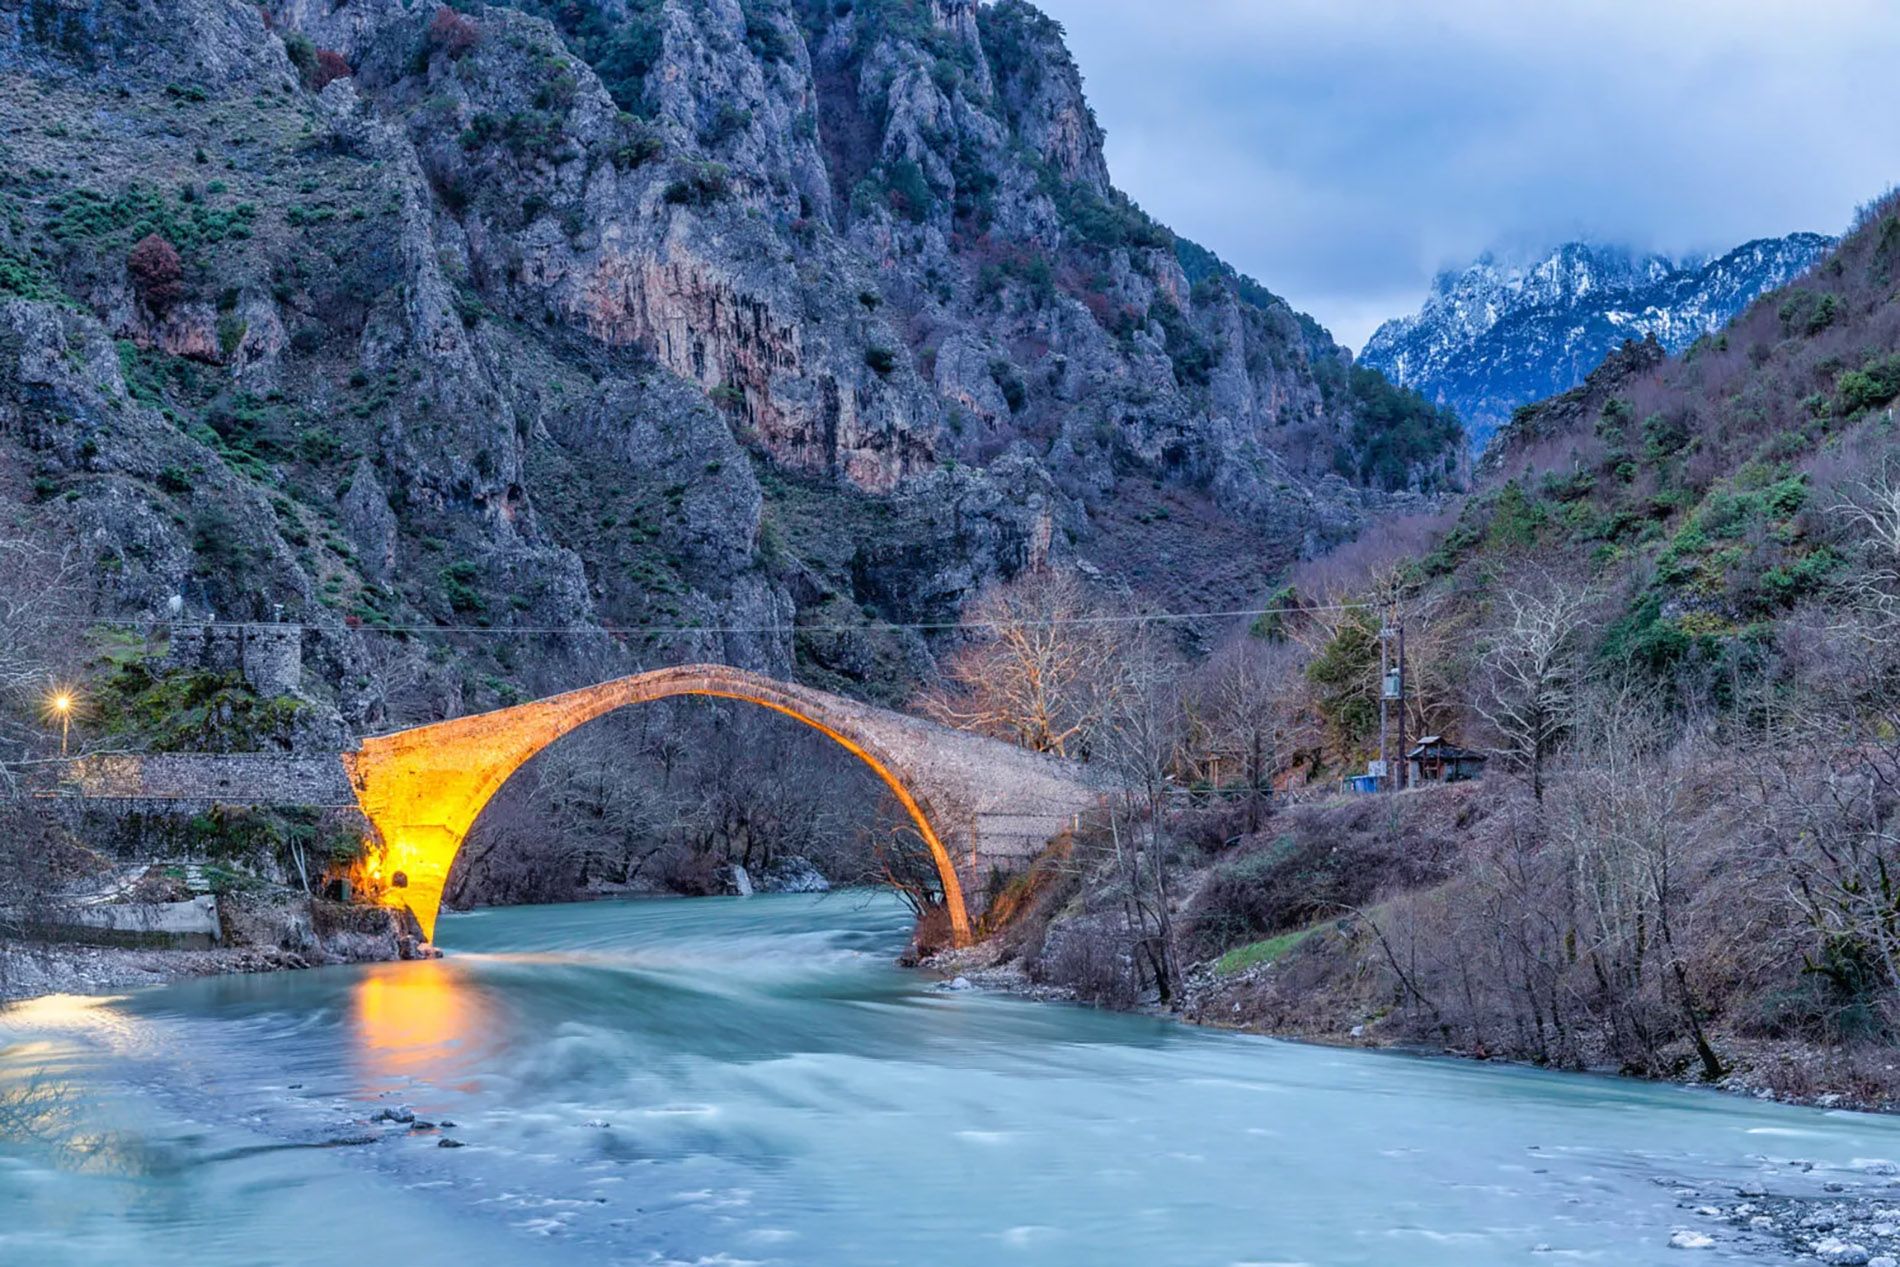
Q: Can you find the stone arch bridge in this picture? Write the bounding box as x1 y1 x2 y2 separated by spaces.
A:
31 665 1106 945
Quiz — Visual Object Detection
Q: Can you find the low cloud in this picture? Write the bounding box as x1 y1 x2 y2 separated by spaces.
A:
1033 0 1900 350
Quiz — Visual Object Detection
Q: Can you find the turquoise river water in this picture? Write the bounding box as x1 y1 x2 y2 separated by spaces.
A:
4 891 1900 1266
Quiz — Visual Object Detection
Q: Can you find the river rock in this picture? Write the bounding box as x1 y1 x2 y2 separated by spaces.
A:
438 1138 465 1149
757 856 831 895
1815 1238 1873 1265
1669 1230 1715 1249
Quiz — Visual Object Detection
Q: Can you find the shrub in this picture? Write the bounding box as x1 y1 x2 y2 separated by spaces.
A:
700 103 751 149
743 6 794 63
311 49 353 90
1148 299 1217 388
487 0 663 113
882 158 934 223
440 560 484 613
282 31 317 80
0 243 61 302
610 116 663 169
864 346 897 376
1837 355 1900 414
1777 288 1839 337
1061 185 1171 252
427 5 481 59
127 233 184 311
662 161 731 208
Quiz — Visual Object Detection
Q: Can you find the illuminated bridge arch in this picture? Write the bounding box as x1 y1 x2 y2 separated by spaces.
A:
343 665 1102 946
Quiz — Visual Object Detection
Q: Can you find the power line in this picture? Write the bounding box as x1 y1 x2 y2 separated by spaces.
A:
88 601 1375 640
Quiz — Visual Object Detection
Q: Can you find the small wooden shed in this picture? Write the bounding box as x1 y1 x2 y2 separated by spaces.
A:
1406 737 1488 784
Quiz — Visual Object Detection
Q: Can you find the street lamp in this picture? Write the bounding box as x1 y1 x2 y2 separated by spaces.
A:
47 690 74 757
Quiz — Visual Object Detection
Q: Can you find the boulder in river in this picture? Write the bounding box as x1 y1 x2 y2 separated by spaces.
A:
757 857 831 894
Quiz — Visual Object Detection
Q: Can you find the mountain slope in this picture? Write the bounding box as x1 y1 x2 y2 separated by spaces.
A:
1362 234 1834 452
0 0 1462 742
1113 194 1900 1095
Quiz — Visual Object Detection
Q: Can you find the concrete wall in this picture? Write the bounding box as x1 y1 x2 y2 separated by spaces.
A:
23 895 222 949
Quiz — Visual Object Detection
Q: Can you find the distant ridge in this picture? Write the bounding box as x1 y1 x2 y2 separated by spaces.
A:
1361 233 1835 451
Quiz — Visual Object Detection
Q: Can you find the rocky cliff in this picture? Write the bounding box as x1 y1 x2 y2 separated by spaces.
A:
1362 234 1834 452
0 0 1460 733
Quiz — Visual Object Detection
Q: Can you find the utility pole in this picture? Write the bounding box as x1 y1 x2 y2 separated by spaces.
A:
1378 616 1406 792
1394 621 1407 792
1378 623 1390 790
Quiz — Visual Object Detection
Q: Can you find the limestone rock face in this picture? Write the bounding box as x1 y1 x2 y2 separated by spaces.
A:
0 0 1461 726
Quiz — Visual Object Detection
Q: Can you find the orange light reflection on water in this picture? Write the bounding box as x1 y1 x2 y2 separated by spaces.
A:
349 961 493 1095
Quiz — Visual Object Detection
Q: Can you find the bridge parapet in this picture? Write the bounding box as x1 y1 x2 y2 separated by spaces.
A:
19 753 357 806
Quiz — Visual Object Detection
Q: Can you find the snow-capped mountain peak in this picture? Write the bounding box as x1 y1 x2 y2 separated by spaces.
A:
1362 233 1834 451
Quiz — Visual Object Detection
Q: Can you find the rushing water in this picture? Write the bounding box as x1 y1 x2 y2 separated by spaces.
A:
5 892 1900 1266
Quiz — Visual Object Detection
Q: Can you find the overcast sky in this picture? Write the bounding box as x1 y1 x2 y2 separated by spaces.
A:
1031 0 1900 352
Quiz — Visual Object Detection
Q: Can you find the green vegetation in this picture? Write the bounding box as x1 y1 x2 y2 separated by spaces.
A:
988 359 1027 412
700 103 752 150
94 663 306 754
978 0 1062 95
610 115 664 169
1837 354 1900 415
1185 236 1333 353
484 0 665 114
1148 299 1217 388
0 240 64 302
879 158 935 223
1305 607 1380 754
663 161 732 208
44 184 257 250
460 109 578 166
1057 183 1170 253
440 559 485 613
1174 237 1289 319
1778 288 1840 337
1212 928 1312 976
1339 366 1463 492
742 4 796 63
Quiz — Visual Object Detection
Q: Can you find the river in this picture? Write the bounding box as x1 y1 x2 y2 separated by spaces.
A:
3 891 1899 1266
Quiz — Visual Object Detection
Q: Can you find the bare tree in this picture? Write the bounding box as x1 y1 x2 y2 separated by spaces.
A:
351 632 437 728
1092 623 1186 1002
1830 457 1900 634
1185 636 1309 832
0 538 88 764
1550 681 1725 1079
1474 570 1599 800
918 568 1121 758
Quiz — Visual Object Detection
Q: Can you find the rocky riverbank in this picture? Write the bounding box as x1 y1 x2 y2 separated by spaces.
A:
0 892 416 1004
1662 1166 1900 1264
930 932 1900 1116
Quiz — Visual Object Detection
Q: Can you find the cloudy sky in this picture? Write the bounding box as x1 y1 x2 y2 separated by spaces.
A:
1032 0 1900 351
